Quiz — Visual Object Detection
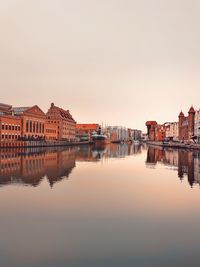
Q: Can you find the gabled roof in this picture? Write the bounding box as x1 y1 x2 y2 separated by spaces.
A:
188 106 195 113
0 103 12 111
179 111 184 117
48 103 76 122
12 105 46 117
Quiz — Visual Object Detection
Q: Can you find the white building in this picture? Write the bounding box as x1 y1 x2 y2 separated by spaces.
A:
195 109 200 143
104 126 129 142
165 122 179 141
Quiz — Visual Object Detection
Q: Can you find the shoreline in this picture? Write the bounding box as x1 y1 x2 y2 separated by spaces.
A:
147 141 200 151
0 140 94 149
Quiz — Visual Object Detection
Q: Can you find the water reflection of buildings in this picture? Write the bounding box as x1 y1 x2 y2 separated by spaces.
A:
0 147 76 187
146 146 200 187
0 144 142 188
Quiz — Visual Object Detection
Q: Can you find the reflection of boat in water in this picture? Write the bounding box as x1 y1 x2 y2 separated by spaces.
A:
92 134 110 146
133 140 140 145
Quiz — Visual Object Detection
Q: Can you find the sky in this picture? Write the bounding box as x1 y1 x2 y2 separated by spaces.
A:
1 0 200 131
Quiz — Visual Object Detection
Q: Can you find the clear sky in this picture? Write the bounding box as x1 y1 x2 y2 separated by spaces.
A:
1 0 200 131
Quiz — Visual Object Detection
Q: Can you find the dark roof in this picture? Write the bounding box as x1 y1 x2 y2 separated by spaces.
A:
49 104 75 122
12 107 30 115
179 111 184 117
0 103 12 111
188 106 195 113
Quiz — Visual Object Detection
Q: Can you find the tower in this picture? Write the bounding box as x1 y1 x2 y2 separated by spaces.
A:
188 106 195 140
178 111 184 141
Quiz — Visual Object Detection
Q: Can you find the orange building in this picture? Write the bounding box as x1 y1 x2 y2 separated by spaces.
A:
45 122 58 141
46 103 76 141
12 105 46 140
146 121 166 142
178 106 195 142
0 115 22 143
76 124 100 140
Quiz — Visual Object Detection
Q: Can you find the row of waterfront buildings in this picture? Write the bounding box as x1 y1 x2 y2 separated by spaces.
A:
0 102 76 145
146 106 200 144
0 102 142 147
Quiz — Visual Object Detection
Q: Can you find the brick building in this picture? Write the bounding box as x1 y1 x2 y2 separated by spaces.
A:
0 115 22 143
12 105 46 140
178 106 195 142
195 109 200 144
165 122 179 141
46 103 76 141
44 122 58 141
76 124 100 141
146 121 166 142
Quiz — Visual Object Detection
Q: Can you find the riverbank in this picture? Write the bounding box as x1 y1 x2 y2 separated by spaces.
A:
147 141 200 151
0 140 94 149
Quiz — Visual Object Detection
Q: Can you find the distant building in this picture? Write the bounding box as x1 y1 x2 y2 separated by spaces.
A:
165 122 179 141
46 103 76 141
76 124 100 141
146 121 166 142
104 126 129 142
195 109 200 144
178 106 195 142
128 129 142 141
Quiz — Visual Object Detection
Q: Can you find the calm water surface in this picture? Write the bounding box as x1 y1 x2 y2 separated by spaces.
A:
0 144 200 267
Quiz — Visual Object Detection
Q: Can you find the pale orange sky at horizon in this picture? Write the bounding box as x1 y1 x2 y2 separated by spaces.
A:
1 0 200 131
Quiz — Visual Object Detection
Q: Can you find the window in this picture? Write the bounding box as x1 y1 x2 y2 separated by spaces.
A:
26 121 29 132
2 124 4 130
30 121 32 133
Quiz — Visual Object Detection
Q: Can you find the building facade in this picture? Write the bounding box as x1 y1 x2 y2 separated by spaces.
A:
0 115 22 143
165 122 179 141
146 121 166 142
128 129 142 141
195 109 200 144
12 105 46 140
178 106 195 142
76 124 101 141
45 122 58 141
46 103 76 141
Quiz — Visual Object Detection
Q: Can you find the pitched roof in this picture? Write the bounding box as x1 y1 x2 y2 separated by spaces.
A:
188 106 195 113
0 103 12 111
12 107 30 115
76 124 99 130
179 111 184 117
48 104 75 122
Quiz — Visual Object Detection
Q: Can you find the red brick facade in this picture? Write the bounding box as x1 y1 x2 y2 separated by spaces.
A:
46 103 76 141
146 121 166 142
178 106 195 142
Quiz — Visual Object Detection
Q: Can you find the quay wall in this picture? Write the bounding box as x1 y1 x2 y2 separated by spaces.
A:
0 140 93 149
147 141 200 151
